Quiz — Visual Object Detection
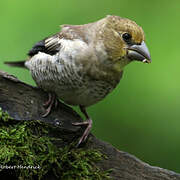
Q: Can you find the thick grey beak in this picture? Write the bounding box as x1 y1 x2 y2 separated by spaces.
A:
127 41 151 63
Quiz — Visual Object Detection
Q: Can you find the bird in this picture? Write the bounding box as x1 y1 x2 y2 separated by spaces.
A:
5 15 151 146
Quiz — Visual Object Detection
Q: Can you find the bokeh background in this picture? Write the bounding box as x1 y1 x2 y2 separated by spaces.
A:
0 0 180 173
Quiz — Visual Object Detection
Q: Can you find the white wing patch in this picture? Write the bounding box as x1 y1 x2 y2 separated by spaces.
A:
45 35 60 52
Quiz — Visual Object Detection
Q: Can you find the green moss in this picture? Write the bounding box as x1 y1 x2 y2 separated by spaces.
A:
0 108 111 180
0 108 13 122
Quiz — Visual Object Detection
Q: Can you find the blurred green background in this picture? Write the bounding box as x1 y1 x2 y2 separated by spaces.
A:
0 0 180 173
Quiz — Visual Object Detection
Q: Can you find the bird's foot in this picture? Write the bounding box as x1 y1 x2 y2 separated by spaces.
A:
42 93 58 117
72 118 92 147
43 93 53 107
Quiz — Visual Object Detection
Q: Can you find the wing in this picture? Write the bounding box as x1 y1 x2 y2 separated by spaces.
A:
4 34 61 68
27 24 90 57
28 34 61 57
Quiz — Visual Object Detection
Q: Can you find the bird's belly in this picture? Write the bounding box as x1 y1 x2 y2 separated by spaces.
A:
55 80 114 106
32 69 114 106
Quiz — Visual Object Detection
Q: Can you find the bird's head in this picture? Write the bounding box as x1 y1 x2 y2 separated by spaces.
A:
96 15 151 71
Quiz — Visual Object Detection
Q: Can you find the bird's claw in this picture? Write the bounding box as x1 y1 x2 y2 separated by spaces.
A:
72 118 92 147
43 93 52 107
42 93 58 117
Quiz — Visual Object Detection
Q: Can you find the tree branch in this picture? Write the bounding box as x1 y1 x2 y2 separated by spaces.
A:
0 70 180 180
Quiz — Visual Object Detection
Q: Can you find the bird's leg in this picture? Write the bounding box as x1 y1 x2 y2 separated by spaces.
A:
72 105 92 147
43 93 52 107
42 92 59 117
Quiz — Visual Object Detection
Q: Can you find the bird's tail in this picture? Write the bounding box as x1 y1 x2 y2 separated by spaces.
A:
4 61 27 68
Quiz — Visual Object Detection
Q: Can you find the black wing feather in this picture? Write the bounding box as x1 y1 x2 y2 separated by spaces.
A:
5 34 61 68
28 34 61 57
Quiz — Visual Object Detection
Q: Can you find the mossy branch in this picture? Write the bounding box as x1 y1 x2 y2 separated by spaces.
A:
0 70 180 180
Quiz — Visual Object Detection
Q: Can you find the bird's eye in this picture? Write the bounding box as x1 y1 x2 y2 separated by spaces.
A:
122 33 132 42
